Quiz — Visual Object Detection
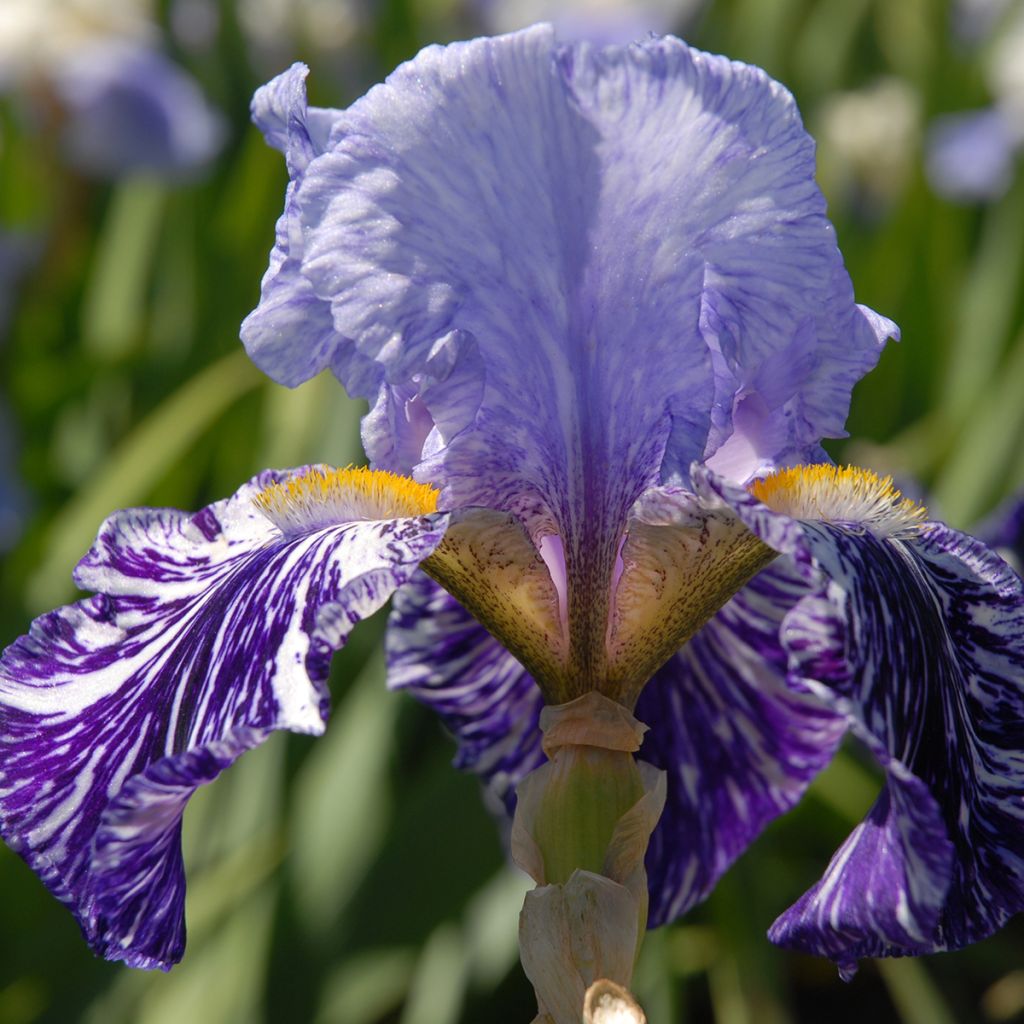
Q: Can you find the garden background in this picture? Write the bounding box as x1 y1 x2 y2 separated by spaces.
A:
2 0 1024 1021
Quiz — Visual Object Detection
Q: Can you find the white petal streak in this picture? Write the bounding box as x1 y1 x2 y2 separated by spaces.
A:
0 470 448 968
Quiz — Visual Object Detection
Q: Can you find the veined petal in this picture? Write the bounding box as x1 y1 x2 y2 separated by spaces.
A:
251 29 893 631
637 563 847 926
361 329 485 478
385 572 545 813
699 466 1024 968
240 66 379 392
0 470 448 969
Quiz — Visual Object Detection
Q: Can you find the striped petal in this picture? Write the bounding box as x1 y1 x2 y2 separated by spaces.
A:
638 562 846 926
386 572 545 814
699 467 1024 970
0 471 447 969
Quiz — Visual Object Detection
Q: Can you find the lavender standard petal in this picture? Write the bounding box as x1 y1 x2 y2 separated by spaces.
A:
0 471 448 969
250 29 894 575
240 66 376 390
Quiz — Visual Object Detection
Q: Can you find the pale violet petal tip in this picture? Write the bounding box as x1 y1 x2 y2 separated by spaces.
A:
0 471 448 967
241 65 353 389
250 62 311 162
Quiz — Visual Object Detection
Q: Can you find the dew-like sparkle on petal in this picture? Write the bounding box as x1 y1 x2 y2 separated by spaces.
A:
751 465 926 537
254 466 439 534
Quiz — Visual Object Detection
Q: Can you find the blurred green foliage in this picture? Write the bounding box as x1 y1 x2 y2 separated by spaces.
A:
1 1 1023 1022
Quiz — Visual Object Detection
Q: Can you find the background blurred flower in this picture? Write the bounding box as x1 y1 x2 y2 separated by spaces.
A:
0 404 27 553
927 0 1024 201
51 41 224 179
0 231 39 552
926 107 1015 201
0 0 223 180
954 0 1015 44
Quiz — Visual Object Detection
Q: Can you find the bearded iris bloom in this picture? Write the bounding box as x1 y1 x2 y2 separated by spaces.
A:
2 26 1024 989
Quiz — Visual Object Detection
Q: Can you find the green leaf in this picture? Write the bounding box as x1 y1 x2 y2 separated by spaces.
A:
315 949 417 1024
81 177 167 361
289 648 398 936
398 924 467 1024
27 350 262 612
932 323 1024 526
877 958 958 1024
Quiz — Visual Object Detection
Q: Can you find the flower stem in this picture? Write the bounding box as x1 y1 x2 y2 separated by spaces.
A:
511 692 665 1024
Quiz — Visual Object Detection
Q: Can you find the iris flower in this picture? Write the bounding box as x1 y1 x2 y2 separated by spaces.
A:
2 27 1023 985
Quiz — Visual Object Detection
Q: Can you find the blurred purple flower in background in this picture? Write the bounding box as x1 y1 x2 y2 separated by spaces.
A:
50 40 224 179
927 1 1024 201
0 27 1023 992
0 0 223 179
926 108 1016 201
0 406 27 553
978 491 1024 573
0 232 39 552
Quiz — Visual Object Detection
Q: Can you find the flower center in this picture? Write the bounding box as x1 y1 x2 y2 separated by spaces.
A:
255 465 439 534
750 464 926 536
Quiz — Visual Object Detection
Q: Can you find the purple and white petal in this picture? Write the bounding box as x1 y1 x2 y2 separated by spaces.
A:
637 562 847 926
700 467 1024 968
386 572 545 814
0 471 448 969
251 29 894 589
